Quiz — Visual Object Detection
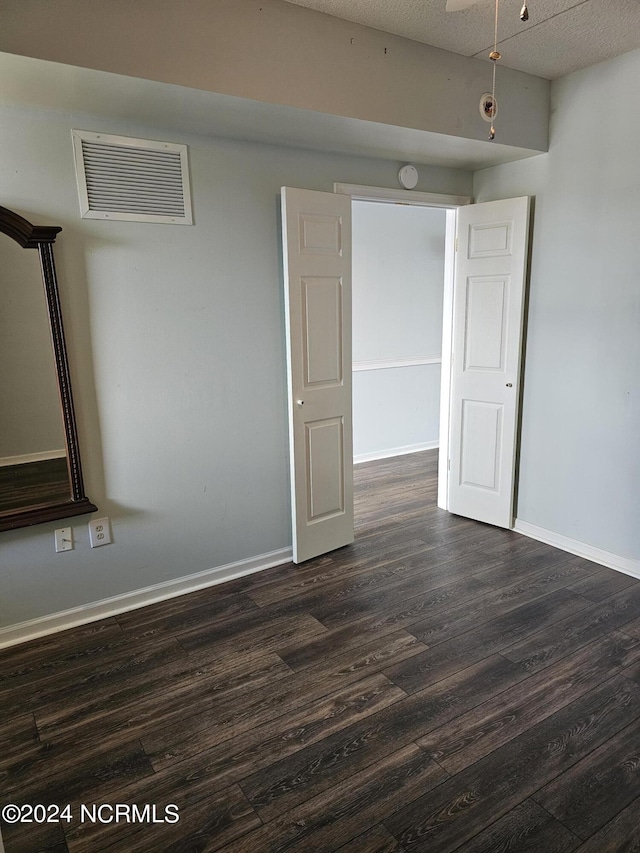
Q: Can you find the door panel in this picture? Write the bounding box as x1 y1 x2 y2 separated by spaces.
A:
302 277 343 386
448 196 530 528
306 417 345 520
468 219 513 257
464 276 508 371
282 187 353 563
460 399 503 490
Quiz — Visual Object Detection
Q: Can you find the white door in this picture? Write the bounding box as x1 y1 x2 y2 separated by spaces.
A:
448 196 530 528
281 187 354 563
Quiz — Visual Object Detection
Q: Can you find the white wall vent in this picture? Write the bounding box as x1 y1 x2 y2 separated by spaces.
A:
71 130 193 225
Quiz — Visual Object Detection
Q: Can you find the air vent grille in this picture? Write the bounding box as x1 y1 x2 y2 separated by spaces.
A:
72 131 193 225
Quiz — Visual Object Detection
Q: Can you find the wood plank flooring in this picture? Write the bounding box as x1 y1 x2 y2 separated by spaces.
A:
2 449 640 852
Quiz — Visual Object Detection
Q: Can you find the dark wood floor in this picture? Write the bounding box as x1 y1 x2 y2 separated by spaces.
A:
3 450 640 852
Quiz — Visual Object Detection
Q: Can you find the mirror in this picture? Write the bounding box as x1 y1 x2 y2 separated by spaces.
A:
0 205 97 531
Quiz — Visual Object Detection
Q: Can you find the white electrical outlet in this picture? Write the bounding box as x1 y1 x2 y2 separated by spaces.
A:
89 517 112 548
55 527 73 552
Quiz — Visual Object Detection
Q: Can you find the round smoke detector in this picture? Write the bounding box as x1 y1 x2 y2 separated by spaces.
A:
479 92 498 123
398 164 419 189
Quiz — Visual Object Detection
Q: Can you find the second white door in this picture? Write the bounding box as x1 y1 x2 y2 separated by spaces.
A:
447 196 531 528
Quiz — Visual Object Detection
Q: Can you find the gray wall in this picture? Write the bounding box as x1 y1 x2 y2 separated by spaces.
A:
4 42 637 634
0 97 472 629
474 49 640 561
352 201 445 460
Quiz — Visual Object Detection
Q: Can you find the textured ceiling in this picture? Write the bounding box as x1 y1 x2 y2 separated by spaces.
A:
282 0 640 80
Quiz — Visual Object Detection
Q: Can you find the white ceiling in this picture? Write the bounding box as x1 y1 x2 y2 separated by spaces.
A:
283 0 640 80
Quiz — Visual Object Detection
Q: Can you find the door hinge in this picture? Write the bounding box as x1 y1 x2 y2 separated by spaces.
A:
448 458 451 470
455 237 458 252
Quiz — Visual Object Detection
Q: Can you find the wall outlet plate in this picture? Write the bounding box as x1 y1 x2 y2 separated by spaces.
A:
89 517 112 548
55 527 73 552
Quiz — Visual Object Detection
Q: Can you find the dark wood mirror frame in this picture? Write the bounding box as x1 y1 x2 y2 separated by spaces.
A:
0 205 97 531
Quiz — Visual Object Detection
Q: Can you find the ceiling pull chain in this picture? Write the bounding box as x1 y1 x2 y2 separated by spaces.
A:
488 0 501 140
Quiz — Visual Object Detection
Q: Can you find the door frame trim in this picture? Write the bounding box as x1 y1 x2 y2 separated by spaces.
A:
334 183 471 208
334 183 472 513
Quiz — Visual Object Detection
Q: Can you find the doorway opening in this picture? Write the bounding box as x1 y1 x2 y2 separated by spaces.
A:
351 199 447 456
351 199 448 536
337 183 468 515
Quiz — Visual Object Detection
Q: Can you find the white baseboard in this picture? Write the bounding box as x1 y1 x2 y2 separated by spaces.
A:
354 441 439 465
0 449 66 467
0 547 293 650
514 519 640 580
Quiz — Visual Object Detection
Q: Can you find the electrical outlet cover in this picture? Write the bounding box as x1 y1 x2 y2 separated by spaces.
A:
89 517 112 548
